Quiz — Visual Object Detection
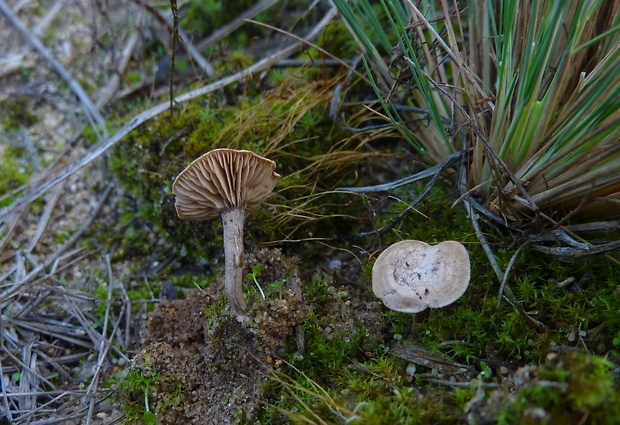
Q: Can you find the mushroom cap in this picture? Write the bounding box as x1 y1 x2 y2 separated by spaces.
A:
172 148 280 220
372 240 470 313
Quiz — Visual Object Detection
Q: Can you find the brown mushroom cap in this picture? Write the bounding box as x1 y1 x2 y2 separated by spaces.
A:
172 148 280 220
372 240 470 313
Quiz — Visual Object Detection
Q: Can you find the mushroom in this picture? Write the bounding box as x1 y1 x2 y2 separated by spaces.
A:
372 240 470 313
172 148 280 321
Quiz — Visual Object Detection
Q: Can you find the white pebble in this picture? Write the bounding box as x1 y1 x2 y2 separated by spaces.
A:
329 260 342 270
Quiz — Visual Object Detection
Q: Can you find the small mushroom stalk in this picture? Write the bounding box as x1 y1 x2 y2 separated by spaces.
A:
172 149 280 323
221 207 249 321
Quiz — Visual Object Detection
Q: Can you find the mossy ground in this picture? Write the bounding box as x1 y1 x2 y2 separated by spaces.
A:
0 96 39 208
101 63 620 424
2 2 618 424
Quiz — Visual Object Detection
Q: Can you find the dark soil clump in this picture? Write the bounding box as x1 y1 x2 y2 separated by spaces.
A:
130 248 309 424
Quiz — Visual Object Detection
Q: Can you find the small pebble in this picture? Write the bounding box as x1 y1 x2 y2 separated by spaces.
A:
160 280 178 300
328 259 342 270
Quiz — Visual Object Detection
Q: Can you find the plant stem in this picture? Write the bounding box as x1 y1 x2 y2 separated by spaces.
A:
253 277 266 300
222 207 249 321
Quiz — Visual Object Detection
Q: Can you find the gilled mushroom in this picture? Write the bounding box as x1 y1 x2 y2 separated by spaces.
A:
172 148 280 321
372 240 470 313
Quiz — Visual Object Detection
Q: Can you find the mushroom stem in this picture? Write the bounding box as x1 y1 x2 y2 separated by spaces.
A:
221 207 249 321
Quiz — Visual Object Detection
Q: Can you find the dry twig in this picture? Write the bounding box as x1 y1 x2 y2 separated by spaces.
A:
0 0 106 134
196 0 281 50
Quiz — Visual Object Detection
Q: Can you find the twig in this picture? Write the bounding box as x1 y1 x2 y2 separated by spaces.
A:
0 207 28 259
13 391 68 423
337 150 466 193
531 240 620 258
169 0 179 113
464 193 549 333
16 394 66 423
196 0 281 50
391 344 472 375
171 14 213 78
0 184 113 301
0 7 339 223
497 241 529 303
458 148 504 275
48 248 88 277
358 151 469 236
18 127 43 171
0 0 106 134
530 229 590 250
109 261 132 349
96 32 140 109
31 349 75 384
16 288 52 319
0 345 56 391
0 51 28 78
85 307 126 425
330 54 363 118
504 284 549 333
565 220 620 233
0 390 107 398
21 413 86 424
276 58 356 67
4 317 93 349
460 193 523 233
25 181 66 254
42 282 96 302
0 352 14 424
456 136 550 333
19 341 38 412
248 18 369 83
131 0 214 78
464 198 504 281
62 295 103 349
33 0 68 36
85 287 127 425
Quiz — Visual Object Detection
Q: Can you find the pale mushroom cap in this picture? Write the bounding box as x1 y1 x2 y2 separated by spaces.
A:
372 240 470 313
172 148 280 220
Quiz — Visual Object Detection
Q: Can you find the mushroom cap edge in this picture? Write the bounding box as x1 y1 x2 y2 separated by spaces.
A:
172 148 281 221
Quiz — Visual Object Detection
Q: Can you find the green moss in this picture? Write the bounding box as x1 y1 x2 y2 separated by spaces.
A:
0 96 38 130
297 315 368 372
491 353 620 424
265 354 469 424
81 123 116 144
0 145 32 208
372 178 620 363
303 19 362 63
203 294 229 339
114 364 183 425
